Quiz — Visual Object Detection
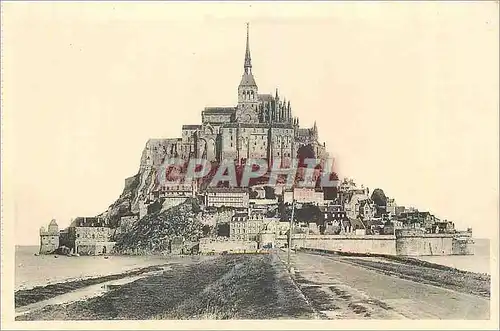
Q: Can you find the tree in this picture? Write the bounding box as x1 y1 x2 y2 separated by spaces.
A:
371 188 388 207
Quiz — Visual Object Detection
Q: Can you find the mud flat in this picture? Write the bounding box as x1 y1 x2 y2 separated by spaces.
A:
16 254 316 320
15 264 168 308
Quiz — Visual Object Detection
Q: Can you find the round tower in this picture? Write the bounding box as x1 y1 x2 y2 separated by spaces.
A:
39 219 60 254
395 228 424 256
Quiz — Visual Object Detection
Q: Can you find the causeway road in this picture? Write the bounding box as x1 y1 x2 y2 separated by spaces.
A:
281 250 490 319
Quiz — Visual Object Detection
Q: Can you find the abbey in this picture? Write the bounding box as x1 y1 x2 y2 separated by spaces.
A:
141 24 328 170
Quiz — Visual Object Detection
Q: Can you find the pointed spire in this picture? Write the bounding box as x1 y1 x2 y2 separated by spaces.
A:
313 121 317 132
239 23 257 89
275 88 279 100
282 98 287 122
244 22 252 73
287 100 291 122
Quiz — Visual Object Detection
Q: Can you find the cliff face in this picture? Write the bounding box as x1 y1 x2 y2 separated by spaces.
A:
99 139 172 228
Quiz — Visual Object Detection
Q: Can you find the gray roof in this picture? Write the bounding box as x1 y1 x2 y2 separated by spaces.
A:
182 125 201 130
239 73 257 86
203 107 236 114
206 187 249 193
258 94 273 102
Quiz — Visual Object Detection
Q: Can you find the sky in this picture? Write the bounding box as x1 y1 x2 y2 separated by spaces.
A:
2 2 499 245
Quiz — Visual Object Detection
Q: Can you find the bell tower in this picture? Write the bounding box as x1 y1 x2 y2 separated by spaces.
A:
236 23 259 123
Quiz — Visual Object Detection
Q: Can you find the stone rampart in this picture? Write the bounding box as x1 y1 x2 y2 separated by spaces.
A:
276 229 471 256
289 234 397 255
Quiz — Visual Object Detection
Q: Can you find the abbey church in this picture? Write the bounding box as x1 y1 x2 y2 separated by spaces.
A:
142 24 328 169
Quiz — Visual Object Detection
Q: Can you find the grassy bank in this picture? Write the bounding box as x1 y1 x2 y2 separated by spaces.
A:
16 254 316 320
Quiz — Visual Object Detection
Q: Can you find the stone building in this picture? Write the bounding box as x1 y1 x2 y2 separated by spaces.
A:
139 24 328 172
67 217 115 255
283 187 324 205
230 212 249 241
344 192 375 220
205 187 249 208
151 181 197 210
230 212 278 244
39 219 59 254
320 205 350 234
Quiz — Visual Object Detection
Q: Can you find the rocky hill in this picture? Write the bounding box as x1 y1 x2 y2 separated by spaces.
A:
114 197 204 253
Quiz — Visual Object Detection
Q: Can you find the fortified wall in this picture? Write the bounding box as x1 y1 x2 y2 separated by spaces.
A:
280 228 474 256
395 229 474 256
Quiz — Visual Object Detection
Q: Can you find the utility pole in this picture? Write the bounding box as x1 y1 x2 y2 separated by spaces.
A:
287 198 296 271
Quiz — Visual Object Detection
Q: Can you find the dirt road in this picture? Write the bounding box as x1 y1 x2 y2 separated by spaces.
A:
282 250 490 319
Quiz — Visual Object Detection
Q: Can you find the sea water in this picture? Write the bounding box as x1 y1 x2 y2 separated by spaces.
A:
416 238 491 275
15 246 171 291
15 239 492 291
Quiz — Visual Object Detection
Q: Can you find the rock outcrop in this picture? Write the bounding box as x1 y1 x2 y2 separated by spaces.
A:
114 197 204 253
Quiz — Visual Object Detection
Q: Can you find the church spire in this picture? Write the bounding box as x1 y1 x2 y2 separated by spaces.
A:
244 22 252 74
238 23 257 88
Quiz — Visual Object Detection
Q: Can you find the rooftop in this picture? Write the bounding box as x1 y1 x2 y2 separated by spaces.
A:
203 107 236 114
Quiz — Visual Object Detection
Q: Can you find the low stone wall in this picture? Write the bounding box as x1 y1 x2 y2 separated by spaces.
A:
75 241 116 255
199 238 258 254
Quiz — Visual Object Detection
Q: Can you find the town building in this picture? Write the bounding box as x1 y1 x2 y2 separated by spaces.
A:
283 187 324 205
150 181 198 210
205 187 249 209
67 217 115 255
344 191 376 221
320 205 351 234
230 212 278 243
